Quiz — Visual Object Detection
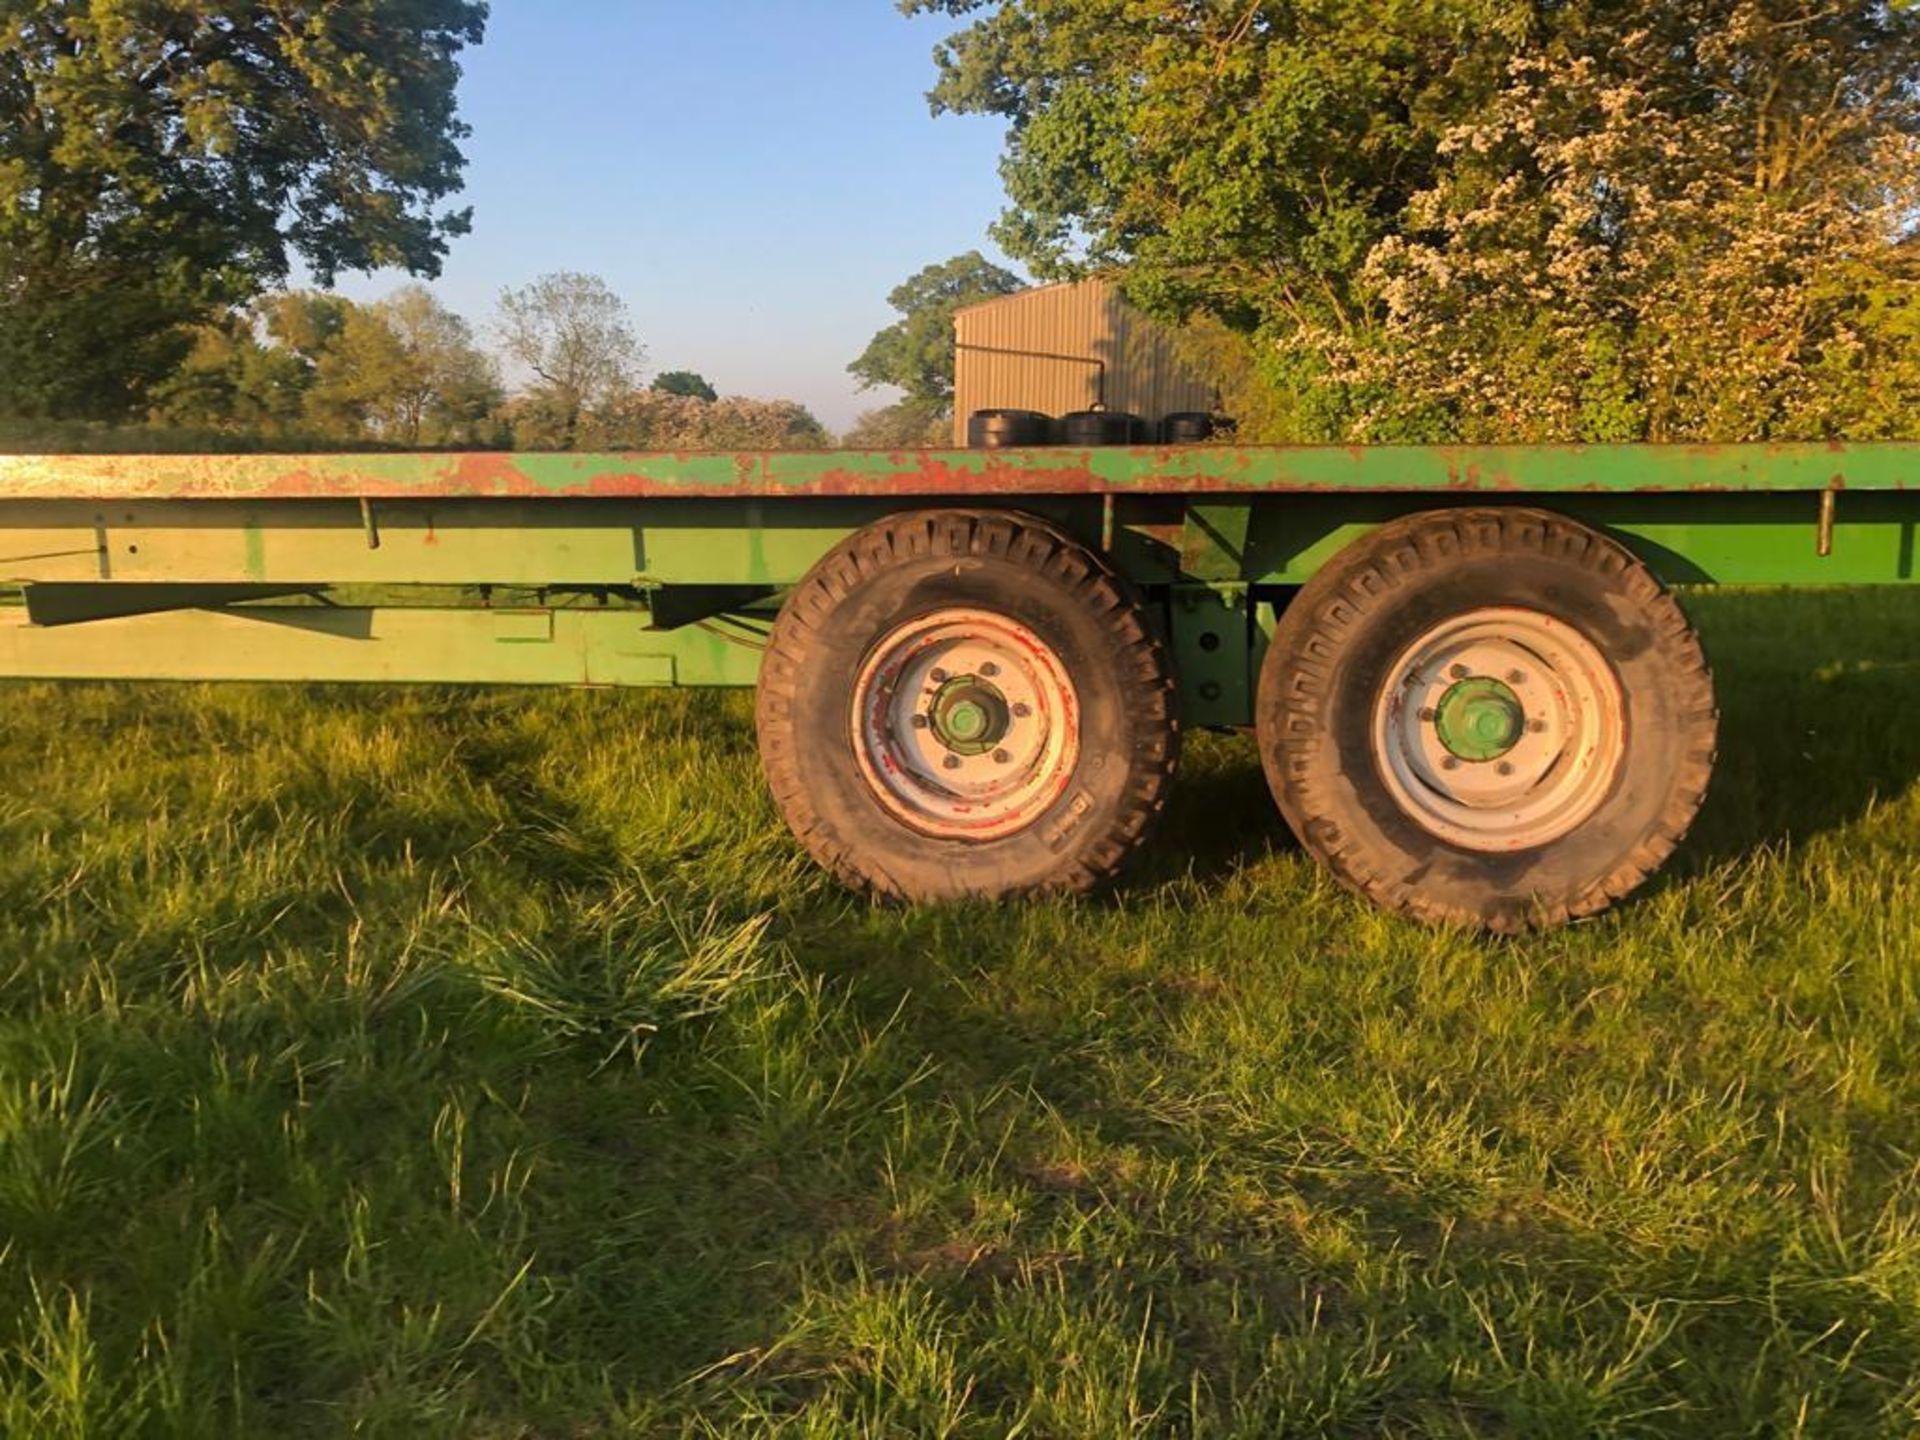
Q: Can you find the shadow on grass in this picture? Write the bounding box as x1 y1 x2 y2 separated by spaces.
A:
1127 729 1293 890
746 890 1920 1433
1673 589 1920 870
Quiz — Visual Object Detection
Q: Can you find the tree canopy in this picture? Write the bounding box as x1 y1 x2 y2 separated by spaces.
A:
0 0 488 419
495 272 644 447
19 265 837 454
540 390 829 452
652 371 720 402
849 251 1024 420
149 287 496 446
306 287 499 446
906 0 1920 442
843 401 950 449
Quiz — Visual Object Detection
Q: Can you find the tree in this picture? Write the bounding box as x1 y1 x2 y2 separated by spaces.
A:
652 371 719 402
849 251 1023 419
146 314 313 436
906 0 1920 442
148 292 355 436
842 402 949 449
308 287 499 445
0 1 488 420
1329 10 1920 442
146 288 497 444
558 391 829 452
495 272 644 447
259 293 355 371
697 397 829 451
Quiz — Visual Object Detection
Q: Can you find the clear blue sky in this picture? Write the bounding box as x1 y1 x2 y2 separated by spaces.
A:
330 1 1020 433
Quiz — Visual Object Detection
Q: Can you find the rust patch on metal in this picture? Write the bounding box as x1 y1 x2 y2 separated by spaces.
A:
1 445 1916 504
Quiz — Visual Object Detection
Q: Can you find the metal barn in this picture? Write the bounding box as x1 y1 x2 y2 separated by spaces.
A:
951 278 1216 445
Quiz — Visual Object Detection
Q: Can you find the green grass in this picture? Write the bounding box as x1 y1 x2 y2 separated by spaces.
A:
1 588 1917 1437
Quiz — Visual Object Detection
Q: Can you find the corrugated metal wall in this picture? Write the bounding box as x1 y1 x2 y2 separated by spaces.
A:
951 278 1217 445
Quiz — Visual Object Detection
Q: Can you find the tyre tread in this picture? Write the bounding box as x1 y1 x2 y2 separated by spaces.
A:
1261 506 1718 931
756 509 1179 899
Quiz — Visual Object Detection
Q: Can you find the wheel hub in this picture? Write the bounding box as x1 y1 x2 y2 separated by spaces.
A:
1434 677 1524 763
926 676 1011 756
1372 607 1626 853
851 609 1081 841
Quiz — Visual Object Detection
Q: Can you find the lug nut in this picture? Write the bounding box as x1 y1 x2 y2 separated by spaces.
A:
1507 669 1526 685
992 749 1011 764
929 668 948 684
1418 708 1437 723
1442 757 1461 771
911 715 930 730
1528 720 1547 734
979 661 999 678
1496 761 1515 776
1012 703 1032 719
943 755 962 771
1450 664 1470 680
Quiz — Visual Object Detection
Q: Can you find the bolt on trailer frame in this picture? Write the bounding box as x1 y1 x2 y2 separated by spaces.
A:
0 443 1914 929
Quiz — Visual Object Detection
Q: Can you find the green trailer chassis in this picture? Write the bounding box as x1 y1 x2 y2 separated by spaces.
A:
1 443 1914 927
0 444 1914 730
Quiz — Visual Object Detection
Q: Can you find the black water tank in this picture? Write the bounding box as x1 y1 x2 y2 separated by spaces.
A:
1160 412 1216 445
967 409 1053 449
1055 410 1140 447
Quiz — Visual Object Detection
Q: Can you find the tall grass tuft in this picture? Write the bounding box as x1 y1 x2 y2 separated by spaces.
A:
465 882 783 1068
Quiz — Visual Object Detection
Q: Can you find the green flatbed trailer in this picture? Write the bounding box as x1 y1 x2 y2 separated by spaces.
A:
1 442 1914 930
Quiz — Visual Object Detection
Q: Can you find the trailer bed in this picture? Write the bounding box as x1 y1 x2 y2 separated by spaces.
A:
0 441 1915 501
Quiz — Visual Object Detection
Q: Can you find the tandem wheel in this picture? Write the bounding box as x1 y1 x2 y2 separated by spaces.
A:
755 509 1180 900
1255 506 1720 932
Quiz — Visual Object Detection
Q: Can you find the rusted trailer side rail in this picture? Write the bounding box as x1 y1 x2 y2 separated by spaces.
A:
0 441 1915 501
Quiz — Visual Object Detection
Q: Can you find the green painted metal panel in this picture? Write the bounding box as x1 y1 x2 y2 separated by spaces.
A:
1178 502 1253 582
1167 586 1255 728
1231 492 1920 588
3 471 1912 600
0 498 885 588
1557 493 1918 586
0 443 1914 502
0 605 765 687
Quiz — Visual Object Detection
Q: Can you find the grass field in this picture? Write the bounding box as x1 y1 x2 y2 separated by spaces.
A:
1 587 1917 1437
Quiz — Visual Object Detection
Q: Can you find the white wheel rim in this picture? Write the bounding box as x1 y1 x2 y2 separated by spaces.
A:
851 608 1081 842
1371 607 1625 853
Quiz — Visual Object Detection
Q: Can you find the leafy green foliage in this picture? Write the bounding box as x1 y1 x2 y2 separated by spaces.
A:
144 313 316 438
0 0 488 420
306 287 501 446
551 390 831 451
842 400 951 449
144 288 498 446
908 0 1920 441
651 371 720 403
495 272 645 448
2 592 1920 1431
849 251 1023 415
